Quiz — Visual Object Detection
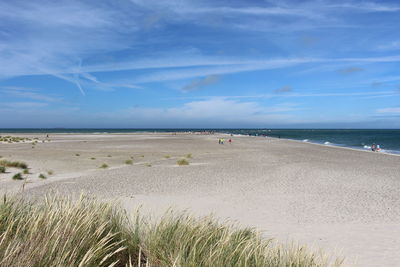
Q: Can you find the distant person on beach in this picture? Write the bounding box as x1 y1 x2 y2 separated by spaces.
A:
228 139 232 144
371 143 376 152
376 144 381 152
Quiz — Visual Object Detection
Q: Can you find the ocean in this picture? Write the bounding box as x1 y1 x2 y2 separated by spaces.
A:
0 128 399 155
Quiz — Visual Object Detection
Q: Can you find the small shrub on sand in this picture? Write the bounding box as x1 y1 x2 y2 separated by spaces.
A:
177 159 189 166
23 169 30 175
107 155 112 157
0 160 28 169
12 173 23 180
91 157 96 160
186 153 192 159
145 163 152 167
164 155 171 159
125 159 133 165
75 154 80 156
39 173 47 179
47 170 54 175
0 195 342 266
0 166 5 173
100 163 108 169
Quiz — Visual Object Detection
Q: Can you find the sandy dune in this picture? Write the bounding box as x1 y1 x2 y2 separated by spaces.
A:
1 133 399 266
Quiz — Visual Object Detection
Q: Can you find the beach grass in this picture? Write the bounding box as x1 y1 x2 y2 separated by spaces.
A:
75 153 80 156
186 153 192 159
0 136 31 143
12 173 23 180
91 157 96 160
164 155 171 159
47 170 54 175
23 169 30 175
0 160 28 169
125 159 133 165
0 166 5 173
100 163 109 169
177 159 189 166
39 173 47 179
0 195 342 267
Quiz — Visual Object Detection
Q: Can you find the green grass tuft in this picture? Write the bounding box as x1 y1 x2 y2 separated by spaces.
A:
177 159 189 166
186 153 192 159
39 173 47 179
0 166 5 173
12 173 23 180
47 170 54 175
23 169 30 175
125 159 133 165
91 157 96 160
164 155 171 159
100 163 108 169
0 160 28 169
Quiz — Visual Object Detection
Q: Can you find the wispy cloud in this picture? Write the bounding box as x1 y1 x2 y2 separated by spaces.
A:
337 66 364 74
377 41 400 51
0 102 48 108
274 86 293 93
181 75 220 92
376 107 400 113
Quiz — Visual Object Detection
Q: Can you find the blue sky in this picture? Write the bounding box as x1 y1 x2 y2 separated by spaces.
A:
0 0 400 128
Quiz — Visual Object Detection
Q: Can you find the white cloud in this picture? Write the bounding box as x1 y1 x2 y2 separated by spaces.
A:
376 107 400 113
377 41 400 51
0 102 48 109
0 86 62 102
118 98 295 127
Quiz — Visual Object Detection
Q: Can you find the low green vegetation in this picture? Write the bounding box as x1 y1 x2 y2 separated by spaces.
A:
12 173 23 180
39 173 47 179
100 163 108 169
107 155 112 157
186 153 192 159
75 153 80 156
164 155 171 159
0 166 5 173
125 159 133 165
145 163 152 167
23 169 30 175
0 195 341 266
91 157 96 160
0 136 32 143
47 170 54 175
0 160 28 169
177 159 189 166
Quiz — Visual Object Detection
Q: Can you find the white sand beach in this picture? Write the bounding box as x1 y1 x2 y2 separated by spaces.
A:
1 133 399 266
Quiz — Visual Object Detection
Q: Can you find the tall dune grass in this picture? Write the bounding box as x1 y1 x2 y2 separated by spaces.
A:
0 195 342 267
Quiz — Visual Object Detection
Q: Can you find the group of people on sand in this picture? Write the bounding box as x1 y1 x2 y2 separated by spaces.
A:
218 138 232 144
371 143 381 152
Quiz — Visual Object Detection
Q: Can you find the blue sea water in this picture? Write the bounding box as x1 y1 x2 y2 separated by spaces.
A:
0 128 399 155
224 129 400 155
